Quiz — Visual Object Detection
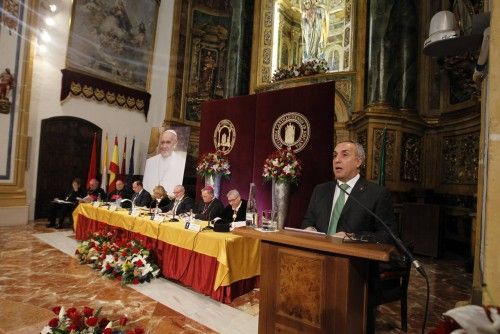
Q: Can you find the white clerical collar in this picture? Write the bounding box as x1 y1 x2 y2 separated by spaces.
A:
233 201 242 212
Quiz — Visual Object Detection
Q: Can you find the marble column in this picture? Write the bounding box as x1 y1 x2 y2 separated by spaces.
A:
366 0 417 109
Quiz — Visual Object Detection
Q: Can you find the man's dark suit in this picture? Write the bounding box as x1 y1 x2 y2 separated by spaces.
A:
131 189 152 207
302 177 397 333
302 178 395 243
107 188 132 202
164 196 195 215
149 197 171 212
194 198 224 221
222 199 247 222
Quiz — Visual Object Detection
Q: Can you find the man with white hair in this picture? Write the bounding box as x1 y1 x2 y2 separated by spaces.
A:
142 129 187 195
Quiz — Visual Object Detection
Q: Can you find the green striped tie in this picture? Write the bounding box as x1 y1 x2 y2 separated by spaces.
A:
328 183 350 235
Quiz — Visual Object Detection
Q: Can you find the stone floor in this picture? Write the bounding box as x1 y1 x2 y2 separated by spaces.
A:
0 221 471 333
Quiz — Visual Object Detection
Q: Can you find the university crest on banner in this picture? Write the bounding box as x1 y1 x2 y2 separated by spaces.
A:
213 119 236 154
272 112 311 153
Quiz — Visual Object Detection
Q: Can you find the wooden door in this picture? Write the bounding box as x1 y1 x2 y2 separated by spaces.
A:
35 117 101 219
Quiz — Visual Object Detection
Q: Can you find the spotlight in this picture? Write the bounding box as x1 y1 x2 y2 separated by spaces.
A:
49 4 57 12
44 16 55 26
40 30 51 42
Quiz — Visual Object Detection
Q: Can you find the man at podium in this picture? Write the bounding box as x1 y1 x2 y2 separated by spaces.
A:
302 140 396 243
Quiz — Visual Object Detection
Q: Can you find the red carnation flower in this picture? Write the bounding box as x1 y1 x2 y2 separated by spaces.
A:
68 324 78 331
83 306 94 317
48 318 59 327
86 316 98 327
126 331 134 334
122 251 128 257
119 315 128 326
133 248 140 254
52 306 61 315
133 278 140 284
136 260 144 267
135 327 145 334
103 328 113 334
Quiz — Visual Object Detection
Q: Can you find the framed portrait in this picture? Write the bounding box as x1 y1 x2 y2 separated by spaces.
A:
66 0 160 92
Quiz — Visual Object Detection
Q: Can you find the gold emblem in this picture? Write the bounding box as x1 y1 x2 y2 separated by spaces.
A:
213 119 236 155
272 112 311 153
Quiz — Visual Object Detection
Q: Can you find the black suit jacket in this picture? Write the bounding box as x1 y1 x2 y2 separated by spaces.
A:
107 189 132 202
222 199 248 222
301 178 395 243
149 197 171 211
87 188 107 201
165 196 195 215
131 189 152 207
194 198 224 221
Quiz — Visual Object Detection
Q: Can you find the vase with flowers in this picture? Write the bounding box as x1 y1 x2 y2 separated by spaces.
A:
262 148 302 229
196 151 230 198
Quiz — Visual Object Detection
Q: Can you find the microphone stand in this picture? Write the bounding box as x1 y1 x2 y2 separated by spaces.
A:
336 182 427 277
336 182 430 334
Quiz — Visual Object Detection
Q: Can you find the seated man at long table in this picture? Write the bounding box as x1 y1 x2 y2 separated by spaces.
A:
194 186 223 221
222 189 247 222
163 185 194 215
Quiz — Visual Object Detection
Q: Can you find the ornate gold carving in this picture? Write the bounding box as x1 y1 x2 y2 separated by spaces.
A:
136 99 144 110
357 130 368 177
105 91 116 103
1 0 20 31
82 85 93 98
70 82 82 95
116 94 126 106
264 30 272 45
400 133 422 182
373 129 395 181
277 252 322 326
94 88 105 101
263 48 272 65
443 133 479 184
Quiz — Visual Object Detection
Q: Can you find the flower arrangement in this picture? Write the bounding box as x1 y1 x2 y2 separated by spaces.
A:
262 148 302 185
271 58 329 82
41 305 144 334
196 151 231 178
75 230 160 286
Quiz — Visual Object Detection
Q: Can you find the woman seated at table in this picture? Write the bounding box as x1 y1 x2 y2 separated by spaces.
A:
149 185 171 213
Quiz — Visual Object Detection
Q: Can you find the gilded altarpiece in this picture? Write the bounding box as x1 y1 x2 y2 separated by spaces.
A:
168 0 233 124
400 133 422 183
442 133 479 185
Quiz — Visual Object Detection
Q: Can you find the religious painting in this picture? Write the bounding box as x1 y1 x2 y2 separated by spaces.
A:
66 0 160 92
184 9 232 123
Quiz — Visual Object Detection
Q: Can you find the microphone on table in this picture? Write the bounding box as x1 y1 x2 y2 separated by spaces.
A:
335 182 427 279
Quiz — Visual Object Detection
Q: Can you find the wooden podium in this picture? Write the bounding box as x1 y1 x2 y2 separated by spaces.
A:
233 228 394 333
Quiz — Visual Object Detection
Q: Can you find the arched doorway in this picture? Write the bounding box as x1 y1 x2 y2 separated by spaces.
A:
35 116 101 219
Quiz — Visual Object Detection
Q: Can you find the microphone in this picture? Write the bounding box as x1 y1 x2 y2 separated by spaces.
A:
335 182 428 279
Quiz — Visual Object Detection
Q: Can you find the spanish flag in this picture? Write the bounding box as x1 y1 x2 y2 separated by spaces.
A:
108 136 119 193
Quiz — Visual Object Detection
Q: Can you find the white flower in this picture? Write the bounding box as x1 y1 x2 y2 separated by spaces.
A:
41 326 53 334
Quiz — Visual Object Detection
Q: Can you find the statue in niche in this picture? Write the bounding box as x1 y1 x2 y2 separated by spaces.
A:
199 50 217 95
301 0 327 61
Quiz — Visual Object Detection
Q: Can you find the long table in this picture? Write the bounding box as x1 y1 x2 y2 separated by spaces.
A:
72 204 260 303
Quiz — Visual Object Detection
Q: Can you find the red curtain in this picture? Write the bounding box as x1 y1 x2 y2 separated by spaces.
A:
198 82 335 228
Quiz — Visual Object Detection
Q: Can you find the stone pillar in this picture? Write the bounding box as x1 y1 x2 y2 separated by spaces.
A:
366 0 417 108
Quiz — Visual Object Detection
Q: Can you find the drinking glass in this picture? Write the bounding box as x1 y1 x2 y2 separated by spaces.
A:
261 210 277 231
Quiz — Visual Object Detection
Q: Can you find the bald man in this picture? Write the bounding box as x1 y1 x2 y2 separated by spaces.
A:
142 129 187 194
